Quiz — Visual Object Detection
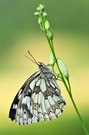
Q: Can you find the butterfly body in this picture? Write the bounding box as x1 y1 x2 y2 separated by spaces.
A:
9 62 66 125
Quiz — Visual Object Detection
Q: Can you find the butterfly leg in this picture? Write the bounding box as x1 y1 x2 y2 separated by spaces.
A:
56 74 62 81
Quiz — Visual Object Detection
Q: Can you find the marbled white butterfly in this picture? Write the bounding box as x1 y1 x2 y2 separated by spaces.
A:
9 51 66 125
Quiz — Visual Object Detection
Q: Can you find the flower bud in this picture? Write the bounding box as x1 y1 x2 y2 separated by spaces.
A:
38 16 42 24
46 30 53 40
45 20 50 30
50 52 55 65
34 12 39 16
43 12 47 17
57 58 69 79
37 4 45 11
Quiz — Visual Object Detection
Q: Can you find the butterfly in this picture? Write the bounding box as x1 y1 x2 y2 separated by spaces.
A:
9 51 66 125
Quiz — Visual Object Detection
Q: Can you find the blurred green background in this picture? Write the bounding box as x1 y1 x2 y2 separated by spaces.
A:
0 0 89 135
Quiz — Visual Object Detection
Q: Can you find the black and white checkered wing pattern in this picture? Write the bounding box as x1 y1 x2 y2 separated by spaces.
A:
9 71 66 125
9 72 40 122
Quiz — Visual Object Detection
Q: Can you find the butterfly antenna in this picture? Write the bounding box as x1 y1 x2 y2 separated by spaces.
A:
25 50 38 65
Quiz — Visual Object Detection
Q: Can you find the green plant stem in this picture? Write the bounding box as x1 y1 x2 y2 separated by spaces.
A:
64 78 88 135
67 78 71 92
70 93 89 135
46 37 89 135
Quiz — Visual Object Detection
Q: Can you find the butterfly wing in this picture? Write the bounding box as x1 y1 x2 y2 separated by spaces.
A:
9 72 66 125
35 77 66 121
9 71 40 121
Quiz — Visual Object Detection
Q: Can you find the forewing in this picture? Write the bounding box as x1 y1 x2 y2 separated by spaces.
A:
9 71 40 121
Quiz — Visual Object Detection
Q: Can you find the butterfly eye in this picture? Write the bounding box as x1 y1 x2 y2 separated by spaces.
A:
38 62 45 68
39 64 44 67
